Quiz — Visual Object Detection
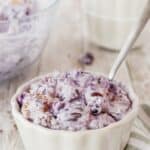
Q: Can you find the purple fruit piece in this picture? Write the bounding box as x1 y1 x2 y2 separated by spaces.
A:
108 83 117 93
17 93 25 108
79 52 94 65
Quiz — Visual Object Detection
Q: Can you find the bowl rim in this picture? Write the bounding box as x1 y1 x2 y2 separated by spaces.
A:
11 72 139 135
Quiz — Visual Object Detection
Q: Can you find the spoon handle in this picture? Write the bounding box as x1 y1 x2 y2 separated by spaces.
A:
109 0 150 80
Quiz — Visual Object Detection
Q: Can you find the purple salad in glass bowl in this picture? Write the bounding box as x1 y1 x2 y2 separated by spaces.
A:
0 0 58 81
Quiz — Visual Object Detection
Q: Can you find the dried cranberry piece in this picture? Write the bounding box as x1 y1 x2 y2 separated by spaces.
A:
68 113 82 121
43 102 52 112
71 112 82 118
79 52 94 65
28 118 33 122
107 83 117 101
17 94 25 108
69 89 81 102
91 92 103 97
90 109 100 116
57 103 65 110
97 78 101 84
55 94 64 101
25 7 31 16
53 115 57 119
108 83 116 93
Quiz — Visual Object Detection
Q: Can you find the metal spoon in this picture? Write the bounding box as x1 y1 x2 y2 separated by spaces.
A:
109 0 150 80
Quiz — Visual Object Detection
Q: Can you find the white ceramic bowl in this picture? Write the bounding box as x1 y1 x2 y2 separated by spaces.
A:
11 73 139 150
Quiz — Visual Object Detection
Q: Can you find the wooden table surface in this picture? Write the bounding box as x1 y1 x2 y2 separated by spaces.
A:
0 1 149 149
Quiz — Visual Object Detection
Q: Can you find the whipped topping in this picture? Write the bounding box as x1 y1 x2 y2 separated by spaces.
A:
17 71 132 131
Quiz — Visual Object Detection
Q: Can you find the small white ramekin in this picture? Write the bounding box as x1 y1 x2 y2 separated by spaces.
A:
82 0 147 50
11 74 139 150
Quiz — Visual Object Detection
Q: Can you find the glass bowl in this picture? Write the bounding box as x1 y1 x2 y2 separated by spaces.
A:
0 0 59 81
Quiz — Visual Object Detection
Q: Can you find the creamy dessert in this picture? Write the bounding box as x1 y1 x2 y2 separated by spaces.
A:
17 71 132 131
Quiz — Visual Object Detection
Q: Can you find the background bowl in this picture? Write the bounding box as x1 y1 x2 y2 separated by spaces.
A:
82 0 147 50
0 0 58 81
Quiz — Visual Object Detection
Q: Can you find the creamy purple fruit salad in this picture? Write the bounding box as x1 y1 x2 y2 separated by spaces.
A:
17 71 132 131
0 0 49 81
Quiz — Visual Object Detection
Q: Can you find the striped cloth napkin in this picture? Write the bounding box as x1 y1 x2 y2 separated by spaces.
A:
126 101 150 150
